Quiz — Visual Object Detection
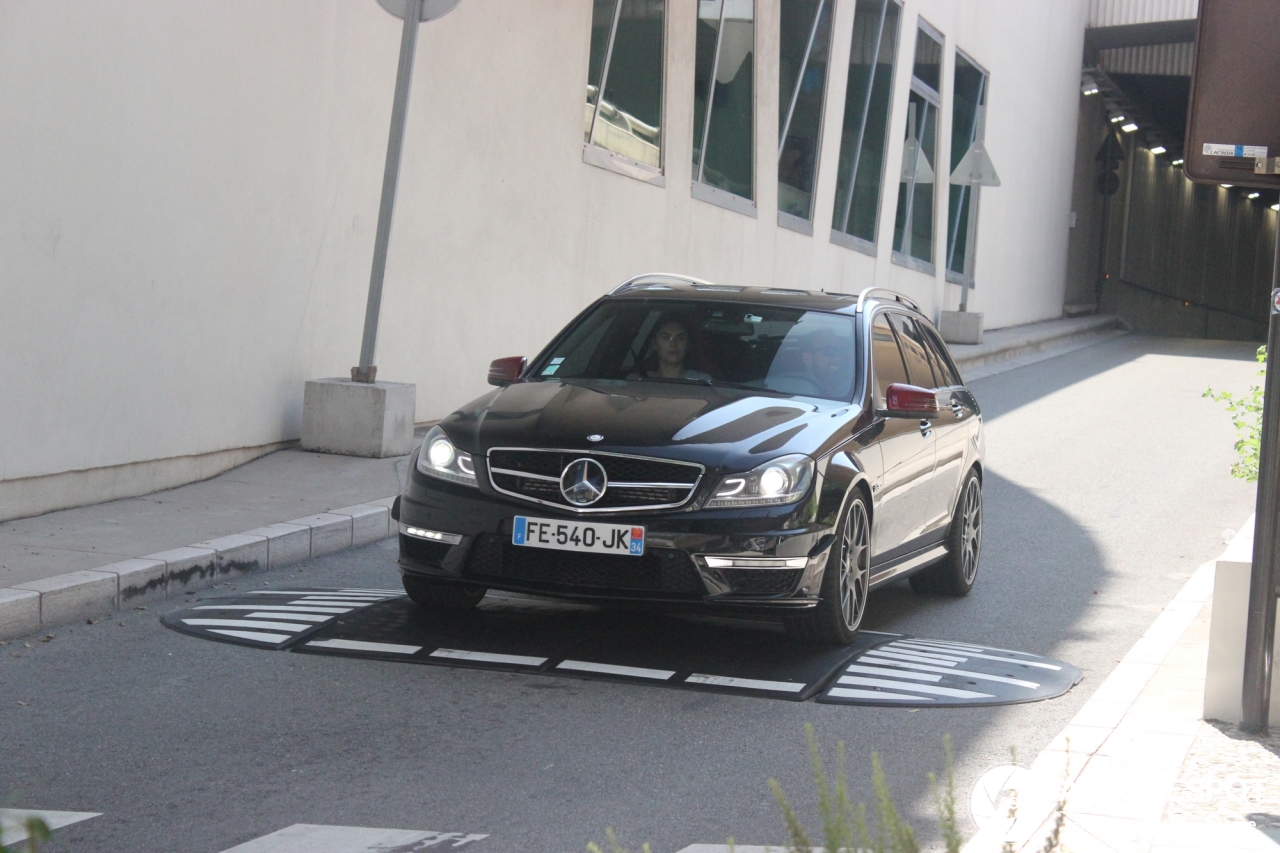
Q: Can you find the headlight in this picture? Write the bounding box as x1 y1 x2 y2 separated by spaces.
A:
705 454 814 508
415 425 477 487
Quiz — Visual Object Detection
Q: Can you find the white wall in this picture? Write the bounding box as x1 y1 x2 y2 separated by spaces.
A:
0 0 1087 506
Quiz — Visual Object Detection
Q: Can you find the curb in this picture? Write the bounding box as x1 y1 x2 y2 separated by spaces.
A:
949 315 1124 374
0 497 399 640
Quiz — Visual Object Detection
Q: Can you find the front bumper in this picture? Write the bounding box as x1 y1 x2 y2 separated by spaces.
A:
397 472 836 610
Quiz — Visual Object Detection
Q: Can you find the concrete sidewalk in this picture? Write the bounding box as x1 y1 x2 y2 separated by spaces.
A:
0 314 1123 642
963 519 1280 853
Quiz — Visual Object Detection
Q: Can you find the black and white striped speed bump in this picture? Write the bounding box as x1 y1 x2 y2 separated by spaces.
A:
163 589 1080 706
817 637 1081 707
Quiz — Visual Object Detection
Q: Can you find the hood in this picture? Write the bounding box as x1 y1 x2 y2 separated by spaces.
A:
444 379 860 470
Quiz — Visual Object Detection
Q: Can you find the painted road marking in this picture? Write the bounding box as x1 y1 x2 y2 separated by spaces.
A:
858 659 1040 689
194 605 353 614
843 664 943 682
0 810 100 845
305 639 422 655
244 612 333 623
827 687 932 702
430 648 548 666
684 674 806 693
836 675 994 700
556 660 675 680
216 823 487 852
182 618 316 632
209 629 296 643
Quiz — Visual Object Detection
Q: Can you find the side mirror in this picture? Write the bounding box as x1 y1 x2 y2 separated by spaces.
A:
883 383 939 418
488 356 527 387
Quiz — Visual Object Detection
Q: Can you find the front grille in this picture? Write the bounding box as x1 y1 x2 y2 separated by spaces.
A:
721 568 804 595
487 448 702 512
464 533 704 597
400 534 452 566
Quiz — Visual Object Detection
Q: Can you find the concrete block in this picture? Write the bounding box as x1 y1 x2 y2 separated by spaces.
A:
244 523 312 569
1204 517 1279 727
301 378 415 458
104 558 168 605
333 504 391 546
940 310 983 345
16 570 117 626
368 495 399 509
291 513 353 558
148 546 217 596
0 588 41 639
194 533 268 581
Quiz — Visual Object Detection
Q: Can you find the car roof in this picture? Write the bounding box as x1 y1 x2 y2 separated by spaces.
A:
605 274 923 319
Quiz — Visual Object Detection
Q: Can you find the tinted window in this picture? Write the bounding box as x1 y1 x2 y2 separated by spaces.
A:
889 314 937 388
871 313 908 407
535 299 859 401
921 325 961 387
778 0 833 220
693 0 755 201
585 0 666 169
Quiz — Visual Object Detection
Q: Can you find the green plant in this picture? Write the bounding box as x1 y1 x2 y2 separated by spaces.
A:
0 815 51 853
1205 345 1268 481
587 828 652 853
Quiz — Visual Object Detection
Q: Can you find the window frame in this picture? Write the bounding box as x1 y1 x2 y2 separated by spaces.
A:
691 0 759 217
583 0 669 188
944 47 990 290
890 18 945 275
828 0 903 258
776 0 835 235
870 310 910 409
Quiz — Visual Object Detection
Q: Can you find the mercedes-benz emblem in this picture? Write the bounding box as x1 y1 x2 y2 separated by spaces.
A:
587 434 604 442
560 458 608 506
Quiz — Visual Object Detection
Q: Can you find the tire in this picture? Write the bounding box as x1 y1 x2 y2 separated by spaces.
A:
785 493 871 645
401 574 487 610
909 470 982 596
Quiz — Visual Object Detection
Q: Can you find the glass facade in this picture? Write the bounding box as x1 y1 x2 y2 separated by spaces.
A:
777 0 833 222
693 0 756 202
585 0 667 169
946 51 988 282
830 0 901 248
893 24 942 266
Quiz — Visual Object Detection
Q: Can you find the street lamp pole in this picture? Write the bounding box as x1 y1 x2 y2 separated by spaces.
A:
352 0 424 384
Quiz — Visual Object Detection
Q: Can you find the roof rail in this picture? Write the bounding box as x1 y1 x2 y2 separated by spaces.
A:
855 287 919 313
609 272 716 296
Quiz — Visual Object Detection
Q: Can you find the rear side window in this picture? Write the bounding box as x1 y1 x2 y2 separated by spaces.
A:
871 313 908 408
921 325 961 387
889 314 938 389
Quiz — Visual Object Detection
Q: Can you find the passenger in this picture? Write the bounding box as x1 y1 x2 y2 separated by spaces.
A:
634 319 713 381
799 328 852 397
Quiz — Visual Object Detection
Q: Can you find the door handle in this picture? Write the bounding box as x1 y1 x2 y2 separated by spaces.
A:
919 419 933 437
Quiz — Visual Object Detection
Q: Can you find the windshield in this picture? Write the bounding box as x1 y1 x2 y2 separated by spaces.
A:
532 299 859 401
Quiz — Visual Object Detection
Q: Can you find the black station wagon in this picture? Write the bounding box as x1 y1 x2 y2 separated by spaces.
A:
393 273 984 644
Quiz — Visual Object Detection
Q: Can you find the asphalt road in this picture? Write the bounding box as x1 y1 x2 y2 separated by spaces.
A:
0 334 1262 853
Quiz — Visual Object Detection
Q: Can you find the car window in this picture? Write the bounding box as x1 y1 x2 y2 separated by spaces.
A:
889 314 938 389
871 313 909 408
921 325 962 387
532 299 860 402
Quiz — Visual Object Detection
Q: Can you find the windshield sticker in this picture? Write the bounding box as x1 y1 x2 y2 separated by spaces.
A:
551 357 565 364
744 314 763 323
541 364 560 376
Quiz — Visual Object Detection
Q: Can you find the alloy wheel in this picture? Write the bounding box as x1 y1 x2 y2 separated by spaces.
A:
838 500 871 630
961 479 982 584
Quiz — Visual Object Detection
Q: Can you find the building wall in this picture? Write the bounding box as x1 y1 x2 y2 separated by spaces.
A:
0 0 1087 515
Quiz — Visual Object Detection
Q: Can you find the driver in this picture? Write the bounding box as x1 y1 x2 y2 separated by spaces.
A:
635 319 712 381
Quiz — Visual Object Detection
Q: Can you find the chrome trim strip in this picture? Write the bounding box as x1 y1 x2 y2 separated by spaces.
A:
868 545 947 587
490 467 560 482
609 481 695 489
485 447 704 514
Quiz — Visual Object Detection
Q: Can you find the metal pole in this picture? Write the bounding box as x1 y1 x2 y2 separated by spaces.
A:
837 0 887 234
696 0 729 184
354 0 423 383
779 0 825 157
1241 222 1280 734
587 0 623 147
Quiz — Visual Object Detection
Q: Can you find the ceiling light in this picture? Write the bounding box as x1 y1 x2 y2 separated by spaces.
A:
1149 146 1167 155
1121 123 1138 133
1272 204 1279 211
1221 184 1233 188
1172 158 1184 166
1110 115 1125 123
1248 192 1260 199
1082 80 1099 96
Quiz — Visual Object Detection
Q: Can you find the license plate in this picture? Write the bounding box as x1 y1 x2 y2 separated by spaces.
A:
512 516 645 556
